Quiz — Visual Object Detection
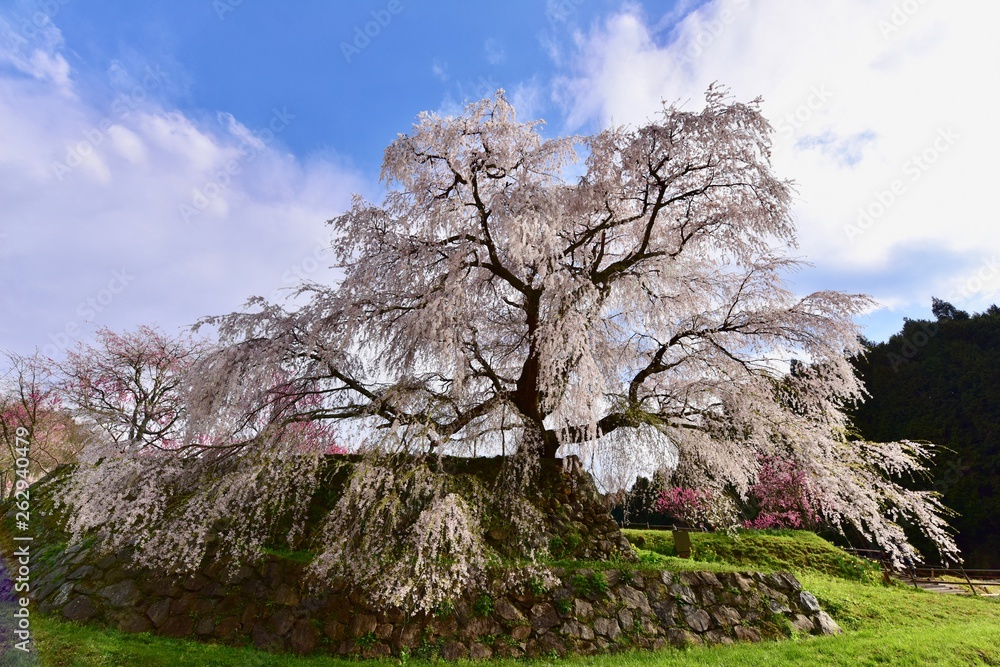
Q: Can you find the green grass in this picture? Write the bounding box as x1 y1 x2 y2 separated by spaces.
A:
29 617 359 667
624 528 884 584
25 530 1000 666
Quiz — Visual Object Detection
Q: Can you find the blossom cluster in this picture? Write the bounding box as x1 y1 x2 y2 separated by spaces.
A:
742 456 819 530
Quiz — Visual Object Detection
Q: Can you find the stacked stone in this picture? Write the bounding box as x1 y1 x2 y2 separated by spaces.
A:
515 568 841 657
531 459 635 561
30 541 841 659
14 460 840 659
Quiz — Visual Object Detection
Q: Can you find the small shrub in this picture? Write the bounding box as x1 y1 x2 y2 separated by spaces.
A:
637 549 670 567
571 571 609 598
742 456 820 531
433 599 455 618
608 546 634 566
474 593 494 617
655 487 731 531
355 631 377 649
527 576 548 595
548 531 582 558
413 634 443 660
834 553 883 585
555 597 572 615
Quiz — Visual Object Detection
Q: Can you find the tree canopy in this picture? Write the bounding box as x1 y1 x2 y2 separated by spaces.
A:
193 89 873 467
0 352 85 500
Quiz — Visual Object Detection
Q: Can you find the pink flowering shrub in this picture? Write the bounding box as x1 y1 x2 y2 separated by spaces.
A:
59 325 208 450
742 456 819 530
0 352 83 499
654 487 721 531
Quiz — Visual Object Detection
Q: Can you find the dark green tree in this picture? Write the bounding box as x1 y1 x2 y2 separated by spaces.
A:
850 302 1000 567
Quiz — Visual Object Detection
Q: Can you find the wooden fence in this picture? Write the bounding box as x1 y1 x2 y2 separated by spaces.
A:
843 548 1000 596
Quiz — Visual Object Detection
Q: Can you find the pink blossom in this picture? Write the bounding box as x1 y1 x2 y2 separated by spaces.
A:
742 456 819 531
654 487 720 531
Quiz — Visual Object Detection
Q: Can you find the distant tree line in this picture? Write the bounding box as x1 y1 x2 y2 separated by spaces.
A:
850 299 1000 568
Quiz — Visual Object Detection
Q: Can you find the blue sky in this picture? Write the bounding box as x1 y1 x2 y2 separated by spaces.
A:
1 0 998 358
30 0 621 174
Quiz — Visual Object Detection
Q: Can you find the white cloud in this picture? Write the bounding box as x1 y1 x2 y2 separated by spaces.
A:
553 1 1000 324
0 14 72 94
484 38 506 65
431 59 449 82
0 31 364 357
510 79 545 123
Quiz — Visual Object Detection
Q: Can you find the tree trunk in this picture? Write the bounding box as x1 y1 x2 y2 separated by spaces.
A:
541 430 560 459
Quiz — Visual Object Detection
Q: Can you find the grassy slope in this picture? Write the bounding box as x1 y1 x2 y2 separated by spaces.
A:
25 531 1000 666
624 528 884 582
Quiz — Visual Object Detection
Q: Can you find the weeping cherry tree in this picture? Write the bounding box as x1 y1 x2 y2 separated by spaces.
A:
57 88 958 614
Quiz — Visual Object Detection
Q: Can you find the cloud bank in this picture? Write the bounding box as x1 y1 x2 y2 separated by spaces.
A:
552 1 1000 333
0 17 364 357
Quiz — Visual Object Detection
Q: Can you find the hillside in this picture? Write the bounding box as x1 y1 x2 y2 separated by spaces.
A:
623 529 883 584
17 529 1000 666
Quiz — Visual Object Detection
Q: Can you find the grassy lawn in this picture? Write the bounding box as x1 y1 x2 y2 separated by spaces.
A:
22 530 1000 666
623 528 884 583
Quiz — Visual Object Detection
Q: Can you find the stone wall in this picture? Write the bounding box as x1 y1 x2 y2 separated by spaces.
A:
3 459 841 658
26 544 839 659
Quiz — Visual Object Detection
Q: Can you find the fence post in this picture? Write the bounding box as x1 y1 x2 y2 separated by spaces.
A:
880 553 893 586
960 567 979 596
